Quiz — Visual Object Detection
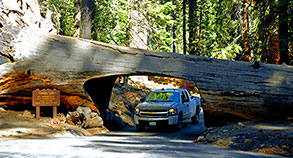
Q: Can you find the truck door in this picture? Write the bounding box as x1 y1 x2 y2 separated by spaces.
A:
181 92 190 119
184 91 193 118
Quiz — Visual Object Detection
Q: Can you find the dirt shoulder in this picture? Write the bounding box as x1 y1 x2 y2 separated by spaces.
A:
0 108 108 139
194 121 293 157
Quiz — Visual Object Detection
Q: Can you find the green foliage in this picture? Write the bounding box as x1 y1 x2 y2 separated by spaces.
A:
92 0 131 46
197 0 243 60
144 1 177 52
39 0 289 63
39 0 75 36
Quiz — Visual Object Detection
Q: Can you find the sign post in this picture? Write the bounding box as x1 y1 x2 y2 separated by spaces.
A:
32 89 60 119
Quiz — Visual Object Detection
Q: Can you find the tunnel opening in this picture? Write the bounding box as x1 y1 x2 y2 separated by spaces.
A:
83 75 252 130
83 74 202 130
83 75 203 130
83 76 118 115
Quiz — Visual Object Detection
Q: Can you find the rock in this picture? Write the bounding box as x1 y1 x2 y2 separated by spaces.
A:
0 107 6 112
88 115 103 128
90 112 97 118
57 113 66 123
77 106 92 128
237 122 245 128
50 118 60 125
103 110 127 130
66 106 103 128
197 136 205 141
67 111 83 125
22 110 35 119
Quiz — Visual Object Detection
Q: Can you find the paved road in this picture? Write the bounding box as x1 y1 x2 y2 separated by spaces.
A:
0 109 280 158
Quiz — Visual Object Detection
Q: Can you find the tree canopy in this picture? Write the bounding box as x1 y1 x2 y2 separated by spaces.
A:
39 0 292 64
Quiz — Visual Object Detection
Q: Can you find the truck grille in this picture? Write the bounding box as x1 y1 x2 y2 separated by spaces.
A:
139 110 168 118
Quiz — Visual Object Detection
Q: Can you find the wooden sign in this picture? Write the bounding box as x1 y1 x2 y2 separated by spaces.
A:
33 89 60 107
32 89 60 119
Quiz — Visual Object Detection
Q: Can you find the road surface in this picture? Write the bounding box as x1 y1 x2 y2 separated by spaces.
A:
0 108 280 158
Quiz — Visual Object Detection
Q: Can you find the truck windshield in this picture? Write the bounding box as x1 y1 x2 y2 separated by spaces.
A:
145 92 180 103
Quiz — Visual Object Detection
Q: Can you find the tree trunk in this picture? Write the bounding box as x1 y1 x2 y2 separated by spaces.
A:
74 0 81 37
188 0 197 55
81 0 95 39
0 0 292 120
172 0 177 53
198 0 203 56
183 0 187 55
242 0 251 61
278 0 289 64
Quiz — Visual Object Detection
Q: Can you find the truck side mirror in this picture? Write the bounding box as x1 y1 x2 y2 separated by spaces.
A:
140 97 145 102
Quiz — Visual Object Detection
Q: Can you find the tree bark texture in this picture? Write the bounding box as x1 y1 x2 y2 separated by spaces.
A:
242 0 251 61
188 0 197 55
81 0 95 39
0 0 292 120
183 0 187 55
74 0 81 37
278 0 289 65
172 0 177 53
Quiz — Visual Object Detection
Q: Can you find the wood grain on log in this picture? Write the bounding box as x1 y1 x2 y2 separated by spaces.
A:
0 31 292 119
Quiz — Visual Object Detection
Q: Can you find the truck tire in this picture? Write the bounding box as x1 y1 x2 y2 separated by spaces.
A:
136 125 145 131
175 114 183 131
191 107 200 124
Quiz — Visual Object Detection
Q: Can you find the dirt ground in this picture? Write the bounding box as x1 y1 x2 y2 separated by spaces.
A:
195 120 293 157
0 108 108 139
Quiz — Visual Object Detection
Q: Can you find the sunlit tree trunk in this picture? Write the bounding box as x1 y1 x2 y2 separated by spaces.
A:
242 0 251 61
81 0 95 39
74 0 81 37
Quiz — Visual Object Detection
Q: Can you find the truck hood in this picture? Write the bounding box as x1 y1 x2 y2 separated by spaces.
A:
137 102 177 111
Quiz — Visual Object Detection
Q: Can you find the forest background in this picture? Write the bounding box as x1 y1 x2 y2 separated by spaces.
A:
39 0 292 65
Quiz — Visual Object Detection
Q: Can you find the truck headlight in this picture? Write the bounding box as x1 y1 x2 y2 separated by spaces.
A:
168 108 177 116
135 108 140 115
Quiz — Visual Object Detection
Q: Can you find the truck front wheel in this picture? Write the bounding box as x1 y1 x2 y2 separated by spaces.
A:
175 114 183 130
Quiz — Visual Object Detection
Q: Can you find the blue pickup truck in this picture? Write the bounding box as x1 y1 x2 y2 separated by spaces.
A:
134 88 201 131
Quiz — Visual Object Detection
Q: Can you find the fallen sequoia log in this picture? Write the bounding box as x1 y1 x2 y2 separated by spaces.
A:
0 1 292 121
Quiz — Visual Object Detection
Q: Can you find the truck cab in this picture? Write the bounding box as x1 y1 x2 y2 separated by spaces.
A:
134 88 201 131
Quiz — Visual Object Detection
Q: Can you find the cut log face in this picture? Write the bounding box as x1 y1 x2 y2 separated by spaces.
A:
0 0 292 120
